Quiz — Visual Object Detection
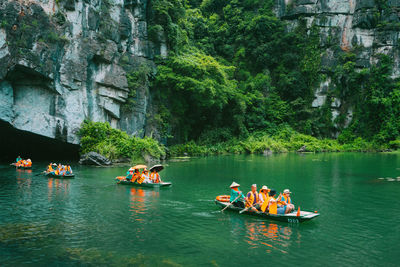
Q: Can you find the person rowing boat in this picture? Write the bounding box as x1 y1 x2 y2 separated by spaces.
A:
229 182 246 208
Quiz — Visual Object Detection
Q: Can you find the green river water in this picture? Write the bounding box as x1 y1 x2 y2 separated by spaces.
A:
1 153 400 266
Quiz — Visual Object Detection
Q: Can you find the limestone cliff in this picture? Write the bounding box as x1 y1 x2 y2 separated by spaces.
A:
0 0 166 144
275 0 400 135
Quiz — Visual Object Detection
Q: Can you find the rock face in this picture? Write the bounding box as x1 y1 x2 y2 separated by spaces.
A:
275 0 400 135
0 0 165 144
79 151 112 166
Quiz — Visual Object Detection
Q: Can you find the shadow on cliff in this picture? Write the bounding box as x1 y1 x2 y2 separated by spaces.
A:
0 121 79 162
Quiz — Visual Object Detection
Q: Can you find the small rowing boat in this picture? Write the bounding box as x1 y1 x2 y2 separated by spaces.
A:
11 163 32 169
115 177 171 187
215 199 319 223
44 172 75 179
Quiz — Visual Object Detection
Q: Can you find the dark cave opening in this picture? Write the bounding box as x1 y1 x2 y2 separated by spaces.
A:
0 120 80 162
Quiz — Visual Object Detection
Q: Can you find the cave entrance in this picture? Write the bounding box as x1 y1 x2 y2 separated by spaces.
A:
0 120 80 162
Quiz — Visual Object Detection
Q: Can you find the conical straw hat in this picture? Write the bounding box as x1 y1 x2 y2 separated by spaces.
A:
230 182 240 188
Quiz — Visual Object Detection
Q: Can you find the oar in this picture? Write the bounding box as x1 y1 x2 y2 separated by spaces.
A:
221 195 241 212
34 171 46 176
239 202 258 214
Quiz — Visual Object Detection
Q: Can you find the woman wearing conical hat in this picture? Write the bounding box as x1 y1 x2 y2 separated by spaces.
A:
230 182 246 209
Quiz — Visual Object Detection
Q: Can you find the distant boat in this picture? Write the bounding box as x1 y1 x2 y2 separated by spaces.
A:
10 163 32 169
115 177 171 188
44 172 75 179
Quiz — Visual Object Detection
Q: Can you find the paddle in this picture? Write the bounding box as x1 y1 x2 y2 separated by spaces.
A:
221 194 241 212
34 171 46 176
239 202 258 214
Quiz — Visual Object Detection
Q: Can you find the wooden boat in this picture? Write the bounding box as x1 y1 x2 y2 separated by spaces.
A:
116 178 172 188
17 165 32 169
215 200 319 223
11 163 32 169
44 172 75 179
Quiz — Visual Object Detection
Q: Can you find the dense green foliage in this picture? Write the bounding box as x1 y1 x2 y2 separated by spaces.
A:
148 0 323 143
78 121 166 162
332 54 400 144
169 125 388 156
145 0 400 148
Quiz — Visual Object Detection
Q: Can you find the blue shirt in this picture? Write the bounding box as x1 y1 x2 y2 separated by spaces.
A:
230 188 245 202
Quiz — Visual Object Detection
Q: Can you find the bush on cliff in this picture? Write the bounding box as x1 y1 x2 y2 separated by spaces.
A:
78 121 166 162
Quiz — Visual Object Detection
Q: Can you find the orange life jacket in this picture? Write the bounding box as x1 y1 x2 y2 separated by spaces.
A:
268 197 278 214
151 172 160 183
137 173 148 184
132 172 140 182
259 190 269 204
280 195 291 205
245 191 259 208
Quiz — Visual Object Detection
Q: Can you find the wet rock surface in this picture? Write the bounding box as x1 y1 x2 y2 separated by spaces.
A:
79 151 112 166
276 0 400 136
0 0 165 144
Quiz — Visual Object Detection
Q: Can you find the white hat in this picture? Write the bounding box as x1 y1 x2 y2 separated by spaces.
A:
261 185 269 191
251 184 257 188
230 182 240 188
129 167 134 171
283 189 291 194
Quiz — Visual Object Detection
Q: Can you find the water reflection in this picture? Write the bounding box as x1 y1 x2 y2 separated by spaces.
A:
16 169 32 192
47 178 71 201
244 220 300 254
129 188 159 221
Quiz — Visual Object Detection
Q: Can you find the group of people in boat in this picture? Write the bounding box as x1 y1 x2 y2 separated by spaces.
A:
229 182 295 215
46 163 73 176
15 156 32 167
125 168 162 184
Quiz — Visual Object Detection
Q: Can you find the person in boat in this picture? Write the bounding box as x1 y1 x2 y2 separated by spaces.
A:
245 184 260 212
141 168 151 183
66 165 73 175
131 169 141 183
47 163 54 173
125 168 134 181
267 189 280 214
150 169 161 183
59 165 66 175
259 185 270 211
278 189 295 214
16 156 22 163
229 182 246 208
26 159 32 167
16 159 24 167
54 164 62 175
